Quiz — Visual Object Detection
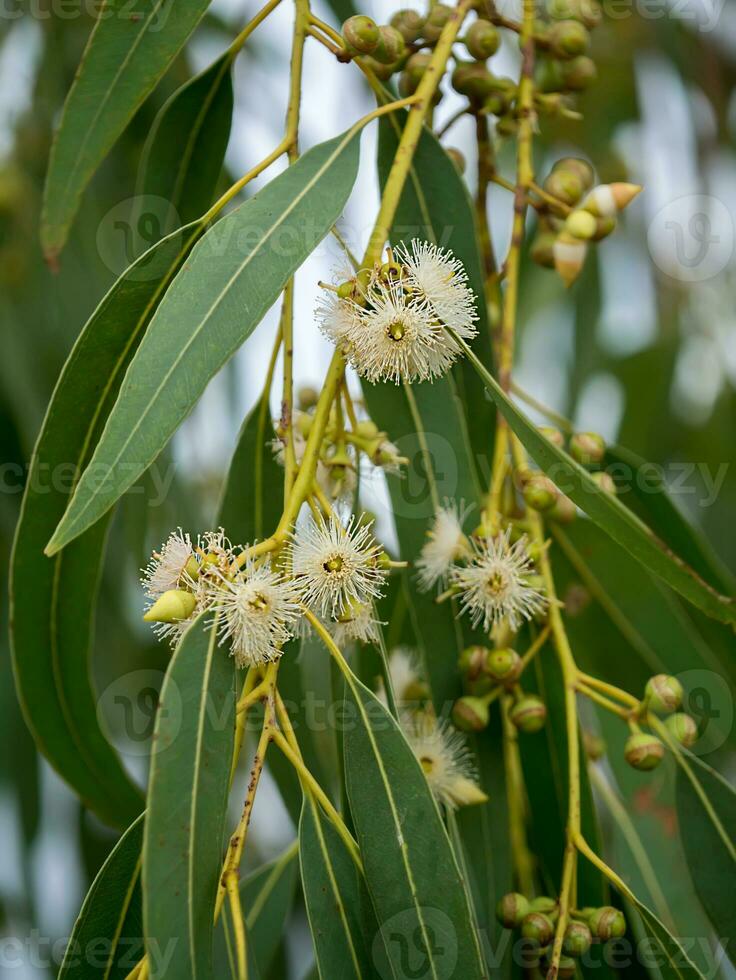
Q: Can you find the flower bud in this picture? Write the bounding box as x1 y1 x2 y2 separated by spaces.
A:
548 0 602 28
459 644 490 681
373 25 406 65
361 55 397 80
496 892 530 928
624 732 665 771
422 2 453 42
548 19 590 58
549 492 577 524
451 62 495 102
522 912 555 946
553 231 587 287
143 589 196 623
465 18 500 59
354 419 380 440
645 674 683 713
558 956 577 979
589 906 626 940
544 168 584 206
569 430 606 466
511 695 547 733
583 182 642 217
446 147 466 173
447 776 489 808
563 920 592 956
583 730 606 760
554 156 595 189
665 712 698 748
342 15 379 55
390 8 425 43
405 50 432 83
523 473 559 512
495 114 518 138
591 470 616 495
539 425 565 448
591 214 617 241
452 695 490 732
531 230 557 268
529 896 558 916
565 209 598 241
297 385 319 409
486 648 522 684
560 55 597 90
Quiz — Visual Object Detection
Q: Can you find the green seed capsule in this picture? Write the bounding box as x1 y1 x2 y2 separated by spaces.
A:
563 920 592 956
522 912 555 946
589 906 626 940
665 712 698 747
545 168 584 206
569 430 606 466
523 473 559 512
465 18 500 60
645 674 683 713
342 15 379 55
496 892 530 928
511 696 547 733
553 156 595 189
624 733 665 771
372 24 406 65
549 493 577 524
452 695 490 732
486 648 522 684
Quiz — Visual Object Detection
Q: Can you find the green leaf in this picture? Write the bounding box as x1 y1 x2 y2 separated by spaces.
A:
459 340 736 624
59 815 144 979
342 670 486 980
143 614 236 980
10 223 202 826
48 129 362 554
138 52 234 233
242 844 299 974
299 797 373 978
675 752 736 955
625 898 706 980
217 391 282 544
41 0 212 258
377 111 494 482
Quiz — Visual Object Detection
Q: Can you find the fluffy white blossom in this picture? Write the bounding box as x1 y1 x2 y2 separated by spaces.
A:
451 527 547 632
141 528 196 599
394 240 478 337
330 599 383 646
213 559 300 667
403 712 486 810
290 514 386 618
416 502 472 591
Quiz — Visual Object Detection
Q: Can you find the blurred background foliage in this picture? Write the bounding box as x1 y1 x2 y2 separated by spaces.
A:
1 0 735 975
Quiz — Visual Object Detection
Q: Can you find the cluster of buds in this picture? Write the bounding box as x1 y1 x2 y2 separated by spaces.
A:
625 674 697 770
532 159 642 286
496 893 626 974
452 646 547 734
534 0 604 106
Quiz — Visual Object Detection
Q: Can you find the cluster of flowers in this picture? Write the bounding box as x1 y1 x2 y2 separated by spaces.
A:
416 501 548 633
318 240 478 385
141 515 388 667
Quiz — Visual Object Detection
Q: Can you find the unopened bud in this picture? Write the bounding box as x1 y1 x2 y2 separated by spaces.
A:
342 15 379 55
565 209 598 241
558 956 577 979
591 470 616 495
645 674 683 713
544 167 584 205
563 920 592 956
422 2 452 42
521 912 555 946
589 906 626 940
591 214 617 241
529 896 558 916
560 55 597 90
452 695 490 732
531 230 557 268
465 18 500 59
549 492 577 523
486 648 522 684
569 430 605 465
298 385 319 409
553 231 587 287
554 156 595 189
548 0 602 28
447 776 489 807
496 892 530 928
459 644 489 681
511 695 547 733
625 732 665 771
584 182 642 216
583 730 606 760
523 473 559 512
548 19 590 58
451 62 495 101
539 425 565 448
390 8 425 43
665 712 698 747
143 589 196 624
373 24 406 65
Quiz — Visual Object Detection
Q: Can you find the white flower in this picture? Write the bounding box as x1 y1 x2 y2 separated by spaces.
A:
141 528 195 599
330 599 383 646
380 647 426 707
450 527 547 632
403 712 486 810
416 501 472 592
394 240 478 338
290 514 386 618
213 558 300 667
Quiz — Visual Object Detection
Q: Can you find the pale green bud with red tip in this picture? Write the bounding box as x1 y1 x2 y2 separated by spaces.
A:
665 712 698 747
522 912 555 946
563 919 592 956
342 15 379 55
390 8 425 43
591 470 616 495
645 674 683 713
496 892 530 928
625 732 665 771
570 430 606 466
548 19 590 58
511 695 547 733
422 2 453 42
465 18 500 59
486 647 522 684
589 906 626 940
143 589 196 624
523 473 559 512
452 695 490 732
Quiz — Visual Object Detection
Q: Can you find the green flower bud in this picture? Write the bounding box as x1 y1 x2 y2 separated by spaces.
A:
342 15 379 55
531 231 557 269
451 62 495 102
373 24 406 65
465 18 500 59
563 920 592 956
558 956 577 979
361 55 396 80
569 430 606 466
544 168 584 206
143 589 196 624
459 644 490 680
486 648 522 684
554 156 595 189
496 114 518 138
390 8 425 43
523 473 559 512
548 19 590 58
354 419 380 439
583 730 606 760
405 50 432 82
591 215 617 241
452 695 490 732
446 147 466 173
529 896 558 916
591 470 616 495
665 712 698 748
625 732 665 771
521 912 555 946
422 2 453 42
560 55 597 90
645 674 683 713
496 892 530 928
589 906 626 940
548 0 602 28
297 385 319 409
539 425 565 448
511 695 547 733
565 209 598 241
549 493 577 524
